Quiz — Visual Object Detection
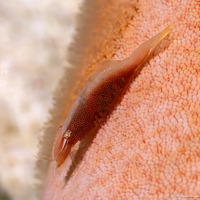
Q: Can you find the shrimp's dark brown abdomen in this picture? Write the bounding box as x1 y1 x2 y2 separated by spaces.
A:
67 66 136 145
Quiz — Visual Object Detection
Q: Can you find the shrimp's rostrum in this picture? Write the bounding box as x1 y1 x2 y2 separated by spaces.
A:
53 25 174 167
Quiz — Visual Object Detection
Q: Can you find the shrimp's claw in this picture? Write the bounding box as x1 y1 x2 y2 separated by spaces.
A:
53 127 72 167
56 144 72 167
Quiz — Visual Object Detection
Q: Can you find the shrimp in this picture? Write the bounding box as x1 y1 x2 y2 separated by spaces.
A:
53 24 174 167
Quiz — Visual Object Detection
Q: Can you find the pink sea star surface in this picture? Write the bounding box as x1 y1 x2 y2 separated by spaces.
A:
41 0 200 199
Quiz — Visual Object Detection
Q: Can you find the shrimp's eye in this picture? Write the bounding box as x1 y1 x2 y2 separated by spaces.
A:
64 130 71 140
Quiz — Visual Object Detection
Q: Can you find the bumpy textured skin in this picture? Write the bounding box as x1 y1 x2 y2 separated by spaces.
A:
42 0 200 199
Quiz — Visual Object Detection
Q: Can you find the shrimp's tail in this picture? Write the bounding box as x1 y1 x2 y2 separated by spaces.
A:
125 24 174 67
143 24 174 49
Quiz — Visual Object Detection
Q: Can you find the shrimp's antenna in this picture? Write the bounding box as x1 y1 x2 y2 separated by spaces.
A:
35 154 53 162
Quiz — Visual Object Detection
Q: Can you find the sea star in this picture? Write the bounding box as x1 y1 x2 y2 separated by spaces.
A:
38 0 200 199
